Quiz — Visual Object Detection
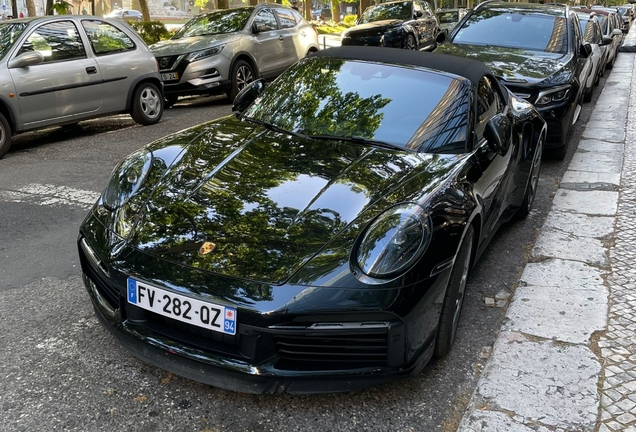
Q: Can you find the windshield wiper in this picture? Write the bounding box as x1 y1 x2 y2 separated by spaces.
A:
305 134 405 151
242 117 309 140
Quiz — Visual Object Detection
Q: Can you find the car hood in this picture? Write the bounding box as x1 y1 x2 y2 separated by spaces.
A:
435 43 572 85
344 20 403 37
128 118 452 285
150 34 238 55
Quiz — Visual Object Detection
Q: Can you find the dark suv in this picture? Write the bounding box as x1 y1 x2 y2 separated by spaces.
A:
341 0 439 51
435 2 592 159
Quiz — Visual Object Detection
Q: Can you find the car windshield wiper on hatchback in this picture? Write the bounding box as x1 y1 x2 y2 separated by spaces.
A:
305 134 406 151
242 117 309 140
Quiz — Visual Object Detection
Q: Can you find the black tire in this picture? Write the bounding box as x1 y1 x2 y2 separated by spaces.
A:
404 34 417 50
515 134 543 219
130 82 163 125
434 224 474 357
583 82 593 102
0 112 11 160
228 60 255 102
164 95 179 109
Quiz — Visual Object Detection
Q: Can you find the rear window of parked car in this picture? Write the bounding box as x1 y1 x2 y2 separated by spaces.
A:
453 9 569 54
276 8 297 28
82 20 136 55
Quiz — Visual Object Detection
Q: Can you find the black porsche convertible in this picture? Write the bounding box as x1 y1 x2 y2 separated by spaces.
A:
78 47 546 394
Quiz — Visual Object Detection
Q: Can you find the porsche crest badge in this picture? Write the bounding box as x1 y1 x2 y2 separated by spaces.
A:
199 242 216 255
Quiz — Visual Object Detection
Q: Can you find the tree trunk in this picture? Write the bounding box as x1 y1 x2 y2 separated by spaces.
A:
10 0 17 16
304 0 311 21
359 0 371 17
25 0 35 16
216 0 229 9
138 0 151 21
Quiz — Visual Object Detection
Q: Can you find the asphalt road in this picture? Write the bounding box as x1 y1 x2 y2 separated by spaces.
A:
0 78 603 431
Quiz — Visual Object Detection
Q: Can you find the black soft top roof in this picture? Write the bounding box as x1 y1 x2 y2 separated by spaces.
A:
311 46 494 89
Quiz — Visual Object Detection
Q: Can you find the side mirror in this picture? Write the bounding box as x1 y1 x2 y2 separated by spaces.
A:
436 29 448 44
414 10 423 18
612 28 623 35
8 51 44 68
232 78 266 116
601 35 614 45
483 114 511 155
580 42 592 58
252 22 267 33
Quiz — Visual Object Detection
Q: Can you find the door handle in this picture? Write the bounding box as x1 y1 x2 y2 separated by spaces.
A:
86 66 97 74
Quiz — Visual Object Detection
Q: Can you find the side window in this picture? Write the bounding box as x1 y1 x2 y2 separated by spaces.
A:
476 76 502 136
82 20 135 55
254 9 278 32
17 21 86 62
413 2 423 17
290 9 303 22
276 9 297 29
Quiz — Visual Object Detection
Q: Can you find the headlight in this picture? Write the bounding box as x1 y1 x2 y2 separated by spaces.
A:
535 84 571 106
355 203 432 279
185 45 224 63
102 148 153 211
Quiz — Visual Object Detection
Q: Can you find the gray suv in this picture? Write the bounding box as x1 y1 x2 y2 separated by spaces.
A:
150 4 319 106
0 16 164 159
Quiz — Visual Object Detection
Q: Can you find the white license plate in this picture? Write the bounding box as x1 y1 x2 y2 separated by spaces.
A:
127 278 236 335
161 72 178 81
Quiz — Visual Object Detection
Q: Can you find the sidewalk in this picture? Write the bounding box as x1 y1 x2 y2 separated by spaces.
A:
457 34 636 432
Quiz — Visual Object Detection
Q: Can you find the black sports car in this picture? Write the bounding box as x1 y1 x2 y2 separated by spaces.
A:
435 2 592 160
341 0 439 50
78 47 545 394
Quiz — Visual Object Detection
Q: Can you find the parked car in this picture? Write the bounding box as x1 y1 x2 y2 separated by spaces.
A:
577 10 613 100
150 4 319 107
435 8 468 32
78 46 546 394
0 16 163 159
435 2 592 159
340 0 439 51
618 5 632 31
104 9 143 21
583 8 624 69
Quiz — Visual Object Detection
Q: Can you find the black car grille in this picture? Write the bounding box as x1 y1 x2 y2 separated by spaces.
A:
156 54 188 81
273 328 390 370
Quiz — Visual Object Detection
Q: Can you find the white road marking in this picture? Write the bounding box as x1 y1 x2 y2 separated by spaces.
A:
0 183 100 209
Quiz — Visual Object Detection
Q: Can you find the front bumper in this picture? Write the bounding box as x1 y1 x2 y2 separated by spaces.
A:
156 52 232 97
78 213 445 393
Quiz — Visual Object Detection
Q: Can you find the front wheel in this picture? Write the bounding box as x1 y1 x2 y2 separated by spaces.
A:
130 82 163 125
228 60 255 102
404 34 416 50
0 112 12 159
434 224 474 357
515 134 543 219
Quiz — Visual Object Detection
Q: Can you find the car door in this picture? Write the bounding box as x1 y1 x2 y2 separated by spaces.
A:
274 8 301 67
249 8 286 79
471 76 514 239
8 19 103 129
571 14 591 97
415 0 437 46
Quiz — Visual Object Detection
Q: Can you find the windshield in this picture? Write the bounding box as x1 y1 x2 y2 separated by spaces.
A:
359 2 413 24
453 8 568 53
173 8 253 38
243 57 470 152
0 22 28 61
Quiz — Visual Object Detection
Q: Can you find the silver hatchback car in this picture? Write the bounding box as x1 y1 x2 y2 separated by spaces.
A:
0 16 164 159
150 4 319 106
